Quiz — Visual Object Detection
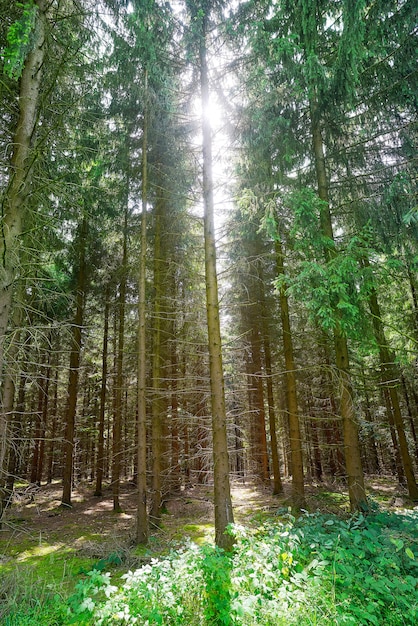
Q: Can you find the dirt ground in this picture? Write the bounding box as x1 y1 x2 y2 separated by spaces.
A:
0 476 411 563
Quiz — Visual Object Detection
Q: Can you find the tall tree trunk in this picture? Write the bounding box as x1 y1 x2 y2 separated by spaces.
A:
136 70 149 544
3 371 27 507
275 236 305 506
199 13 234 550
61 217 87 507
0 0 46 476
30 355 50 486
47 336 59 484
402 375 418 463
169 333 181 492
150 195 164 524
367 275 418 499
0 304 23 517
261 323 283 495
360 368 380 474
95 290 110 497
310 99 368 512
36 363 50 485
242 311 269 483
112 208 128 512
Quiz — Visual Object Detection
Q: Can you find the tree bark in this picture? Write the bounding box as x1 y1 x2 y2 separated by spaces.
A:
275 236 305 506
367 275 418 499
112 208 128 512
310 99 368 512
244 320 270 483
199 13 234 550
150 195 164 524
261 321 283 494
136 70 149 544
0 0 46 474
61 217 87 507
95 291 110 496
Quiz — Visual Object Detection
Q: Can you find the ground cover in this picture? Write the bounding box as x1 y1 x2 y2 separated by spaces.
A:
1 478 417 624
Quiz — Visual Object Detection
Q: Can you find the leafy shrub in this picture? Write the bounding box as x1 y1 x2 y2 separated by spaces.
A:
62 508 418 625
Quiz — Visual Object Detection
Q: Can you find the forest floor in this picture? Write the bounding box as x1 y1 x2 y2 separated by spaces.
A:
1 476 417 625
0 474 412 569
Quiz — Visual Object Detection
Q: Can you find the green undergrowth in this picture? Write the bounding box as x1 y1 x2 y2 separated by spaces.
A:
2 507 418 625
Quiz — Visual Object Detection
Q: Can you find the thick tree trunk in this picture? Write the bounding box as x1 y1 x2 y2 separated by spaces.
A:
199 15 234 550
0 0 46 481
61 217 87 507
310 99 367 512
275 237 305 506
0 304 22 499
136 70 149 544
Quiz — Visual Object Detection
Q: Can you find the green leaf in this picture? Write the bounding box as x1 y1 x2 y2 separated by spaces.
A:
2 1 38 80
405 547 415 560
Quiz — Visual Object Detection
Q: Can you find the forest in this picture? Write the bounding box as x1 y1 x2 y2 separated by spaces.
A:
0 0 417 624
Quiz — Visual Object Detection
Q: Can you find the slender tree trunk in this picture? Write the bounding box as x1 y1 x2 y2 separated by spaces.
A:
402 375 418 463
169 334 181 492
150 196 164 524
367 277 418 499
36 363 50 485
261 325 283 494
361 368 380 474
47 337 59 484
95 291 110 497
199 14 234 550
4 372 26 495
243 319 269 483
275 236 305 506
382 387 405 482
406 262 418 341
0 350 18 488
310 99 367 511
62 217 87 507
30 355 50 486
112 208 128 512
136 70 149 544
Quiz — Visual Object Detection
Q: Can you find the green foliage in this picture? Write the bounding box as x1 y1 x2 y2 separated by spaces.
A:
200 545 233 625
0 566 67 626
2 1 38 80
2 510 417 624
90 542 205 625
67 569 117 624
283 188 375 339
296 510 418 625
62 509 416 625
2 596 66 626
